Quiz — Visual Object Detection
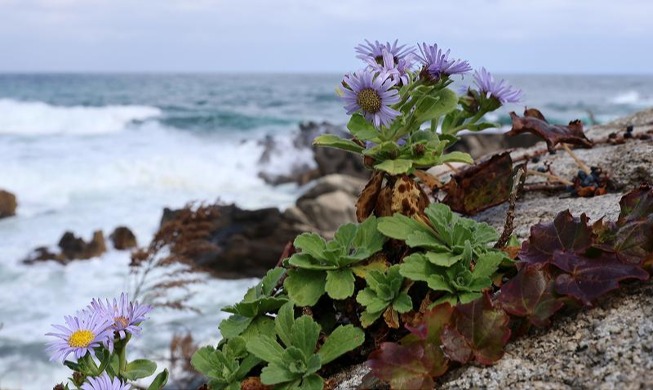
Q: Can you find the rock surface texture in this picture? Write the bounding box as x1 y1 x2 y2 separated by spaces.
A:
332 108 653 389
0 189 17 218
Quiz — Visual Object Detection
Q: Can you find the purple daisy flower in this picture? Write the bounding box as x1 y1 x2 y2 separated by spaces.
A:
342 70 401 128
89 293 152 340
82 372 132 390
46 310 114 362
473 67 522 104
417 43 472 81
365 49 415 86
355 39 414 65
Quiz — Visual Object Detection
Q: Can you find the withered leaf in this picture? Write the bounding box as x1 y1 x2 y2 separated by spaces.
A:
356 170 384 222
442 152 514 215
507 108 593 152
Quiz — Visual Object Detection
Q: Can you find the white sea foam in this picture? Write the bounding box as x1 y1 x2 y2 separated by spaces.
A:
0 99 162 136
610 90 653 107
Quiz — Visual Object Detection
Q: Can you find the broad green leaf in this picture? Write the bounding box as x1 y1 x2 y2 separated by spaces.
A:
405 231 448 251
234 354 263 381
293 233 328 261
348 113 380 141
301 373 325 390
333 223 357 248
291 316 321 357
260 362 298 385
360 309 384 328
374 158 413 175
399 253 433 282
191 346 219 375
352 258 388 279
240 315 275 342
378 214 433 241
318 324 365 365
288 253 335 270
146 369 169 390
392 292 413 313
284 269 326 307
353 216 385 254
246 335 285 364
427 274 453 292
325 269 355 300
283 347 310 374
275 302 295 347
413 88 458 124
439 151 473 164
219 315 252 338
305 354 322 375
425 251 462 267
124 359 157 381
313 134 364 153
472 252 505 280
260 267 286 296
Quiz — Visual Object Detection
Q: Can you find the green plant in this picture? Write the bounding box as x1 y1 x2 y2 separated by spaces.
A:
245 302 365 389
356 265 412 328
191 337 260 390
283 216 385 306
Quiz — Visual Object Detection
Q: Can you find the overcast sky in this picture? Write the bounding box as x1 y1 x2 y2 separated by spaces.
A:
0 0 651 74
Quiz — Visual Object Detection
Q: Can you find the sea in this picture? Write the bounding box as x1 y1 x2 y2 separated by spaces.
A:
0 73 652 389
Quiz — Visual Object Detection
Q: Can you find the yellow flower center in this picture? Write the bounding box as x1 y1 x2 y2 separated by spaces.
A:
115 316 130 328
68 330 95 348
357 88 382 114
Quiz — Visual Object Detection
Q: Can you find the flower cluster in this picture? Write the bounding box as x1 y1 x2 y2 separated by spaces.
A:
340 39 521 130
45 294 163 390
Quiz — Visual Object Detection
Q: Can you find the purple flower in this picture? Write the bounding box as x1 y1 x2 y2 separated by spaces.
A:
82 372 132 390
355 39 414 65
46 310 113 362
342 70 401 128
473 67 522 104
365 49 415 86
89 293 152 340
417 43 472 81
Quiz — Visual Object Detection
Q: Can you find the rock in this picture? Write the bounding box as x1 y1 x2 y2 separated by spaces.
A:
0 189 17 218
109 226 138 250
297 190 357 234
330 108 653 389
450 132 541 159
59 230 106 260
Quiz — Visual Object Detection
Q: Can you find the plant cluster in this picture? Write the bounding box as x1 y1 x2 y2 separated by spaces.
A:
46 293 168 390
188 39 653 389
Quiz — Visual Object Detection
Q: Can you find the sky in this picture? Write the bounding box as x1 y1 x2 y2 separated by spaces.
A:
0 0 651 74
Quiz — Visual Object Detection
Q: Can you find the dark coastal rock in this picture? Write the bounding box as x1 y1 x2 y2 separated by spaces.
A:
0 189 17 218
109 226 138 250
24 230 107 264
450 132 541 159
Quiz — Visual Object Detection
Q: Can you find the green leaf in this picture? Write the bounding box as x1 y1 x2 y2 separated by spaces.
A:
472 252 505 280
427 274 453 292
287 253 335 270
404 231 448 251
425 251 462 267
219 315 253 339
275 302 295 347
348 113 380 142
439 151 474 164
313 134 364 153
260 362 298 385
191 346 219 375
399 253 433 282
413 88 458 124
284 269 326 307
293 233 328 261
360 309 384 328
234 354 263 380
290 316 321 357
146 369 169 390
325 269 356 300
247 335 285 364
374 158 413 175
353 216 385 254
240 315 276 342
260 267 286 296
393 292 413 313
318 325 365 365
378 214 433 241
301 374 325 390
124 359 157 381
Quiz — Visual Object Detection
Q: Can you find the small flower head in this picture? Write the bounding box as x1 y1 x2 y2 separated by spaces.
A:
89 293 152 340
355 39 414 65
417 43 472 81
365 49 415 86
82 372 132 390
341 70 401 128
46 310 113 362
473 67 522 104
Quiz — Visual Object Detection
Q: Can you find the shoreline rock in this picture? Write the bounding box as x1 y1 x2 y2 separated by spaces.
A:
0 189 17 218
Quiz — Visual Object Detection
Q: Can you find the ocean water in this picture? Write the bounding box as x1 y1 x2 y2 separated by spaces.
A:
0 73 652 389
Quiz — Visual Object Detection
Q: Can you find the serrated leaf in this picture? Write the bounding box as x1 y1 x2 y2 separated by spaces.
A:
378 214 433 241
300 374 324 390
472 251 505 280
353 216 385 254
287 253 335 270
405 230 448 251
191 346 220 375
424 251 461 267
318 325 365 364
348 113 380 141
240 315 276 342
124 359 157 381
351 257 388 278
325 269 355 300
393 292 413 313
293 233 328 261
284 269 326 307
498 264 564 328
313 134 364 153
260 267 286 296
359 309 384 328
260 362 297 385
290 316 320 357
275 302 295 347
374 158 414 175
246 335 285 365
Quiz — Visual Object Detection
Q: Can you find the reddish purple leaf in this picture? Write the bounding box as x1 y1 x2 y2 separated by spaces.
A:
440 326 473 364
553 252 649 306
440 294 511 365
507 108 593 153
367 343 436 390
617 184 653 223
404 303 454 345
519 211 594 265
498 264 564 328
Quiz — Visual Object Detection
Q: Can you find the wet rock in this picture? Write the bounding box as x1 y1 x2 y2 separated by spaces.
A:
0 189 17 218
24 230 107 264
109 226 138 250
